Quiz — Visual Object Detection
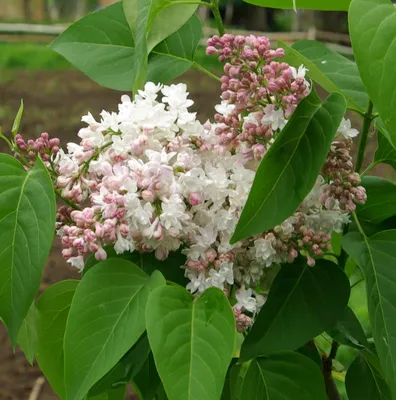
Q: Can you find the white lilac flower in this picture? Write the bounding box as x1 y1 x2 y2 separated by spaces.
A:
235 286 257 313
262 105 288 131
253 238 277 266
338 118 359 139
215 100 235 116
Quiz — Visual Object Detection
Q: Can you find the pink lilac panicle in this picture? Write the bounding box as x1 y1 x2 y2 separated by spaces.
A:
207 34 310 159
321 139 367 212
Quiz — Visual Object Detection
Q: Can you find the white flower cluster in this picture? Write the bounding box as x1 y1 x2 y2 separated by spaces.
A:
56 82 356 324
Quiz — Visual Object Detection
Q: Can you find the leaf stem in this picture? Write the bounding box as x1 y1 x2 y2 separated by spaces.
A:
0 133 14 150
210 0 225 36
360 161 379 177
352 212 366 237
351 277 364 289
192 62 221 82
355 101 374 173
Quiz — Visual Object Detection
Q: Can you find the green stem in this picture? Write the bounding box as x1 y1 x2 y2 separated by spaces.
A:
361 161 379 177
355 101 374 173
54 189 81 210
192 62 221 82
0 134 14 151
351 277 364 290
352 212 366 237
210 0 225 36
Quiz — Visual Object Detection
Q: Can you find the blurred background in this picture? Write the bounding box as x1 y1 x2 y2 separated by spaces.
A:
0 1 384 398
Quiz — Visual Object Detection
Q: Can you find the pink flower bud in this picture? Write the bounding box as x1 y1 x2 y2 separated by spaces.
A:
141 190 155 202
95 247 107 261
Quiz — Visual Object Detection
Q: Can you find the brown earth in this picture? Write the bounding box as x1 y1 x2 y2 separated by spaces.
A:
0 68 220 400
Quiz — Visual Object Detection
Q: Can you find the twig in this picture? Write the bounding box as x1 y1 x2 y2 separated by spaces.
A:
355 101 374 173
28 377 45 400
322 342 342 400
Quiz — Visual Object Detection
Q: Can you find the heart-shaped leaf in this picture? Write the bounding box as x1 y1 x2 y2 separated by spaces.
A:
35 280 79 398
88 334 150 397
64 260 165 400
343 230 396 397
356 176 396 224
233 352 326 400
240 260 350 361
17 304 38 365
0 155 55 345
346 353 391 400
147 15 202 83
231 90 346 243
84 248 188 286
51 3 135 91
146 286 236 400
349 0 396 146
281 40 368 113
375 119 396 169
241 0 350 10
122 0 198 51
51 3 203 91
132 353 161 400
326 306 368 349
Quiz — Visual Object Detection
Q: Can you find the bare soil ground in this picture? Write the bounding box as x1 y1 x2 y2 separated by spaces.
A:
0 68 219 399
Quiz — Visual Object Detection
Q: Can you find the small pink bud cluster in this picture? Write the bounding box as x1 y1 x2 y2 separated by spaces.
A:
234 308 252 332
207 34 310 158
264 212 331 267
321 140 367 212
15 132 60 167
60 205 130 270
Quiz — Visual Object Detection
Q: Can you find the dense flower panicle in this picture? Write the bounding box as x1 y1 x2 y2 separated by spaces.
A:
321 133 367 212
206 34 310 160
17 35 367 331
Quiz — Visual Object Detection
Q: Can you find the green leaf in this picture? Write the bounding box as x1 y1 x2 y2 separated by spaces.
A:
35 280 79 398
146 15 202 83
281 40 368 112
146 286 236 400
51 2 202 91
296 344 322 368
346 353 391 400
343 230 396 397
375 121 396 169
326 306 368 349
231 90 346 243
64 259 165 400
233 352 326 400
349 0 396 147
89 334 150 397
11 99 24 137
241 0 350 10
356 176 396 224
84 247 188 286
240 260 350 361
17 303 38 365
0 155 56 345
51 3 135 91
132 353 161 400
123 0 198 51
